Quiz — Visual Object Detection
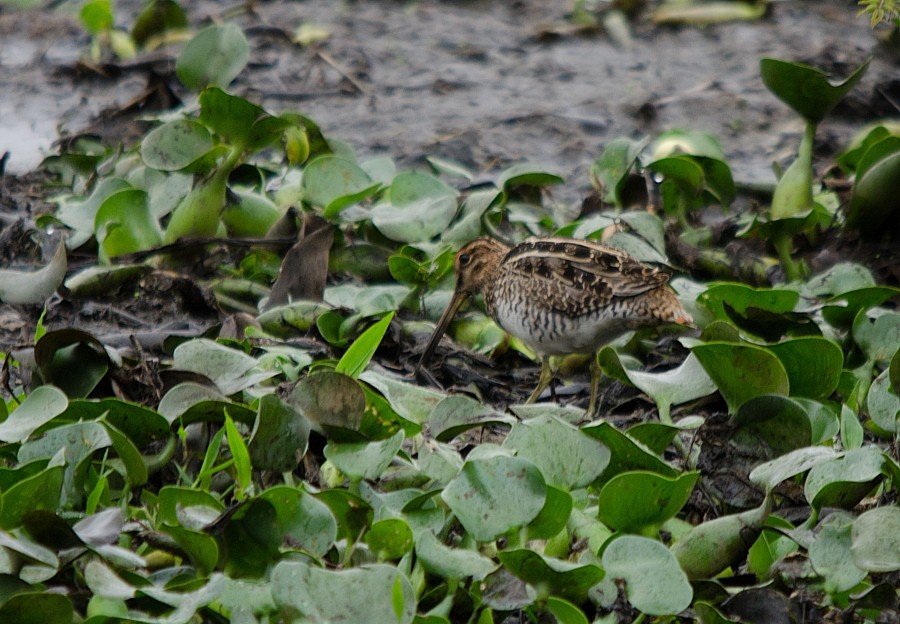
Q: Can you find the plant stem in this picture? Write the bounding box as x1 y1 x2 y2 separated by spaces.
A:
772 231 801 282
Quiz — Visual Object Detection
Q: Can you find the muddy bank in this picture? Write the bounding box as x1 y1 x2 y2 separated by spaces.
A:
1 0 895 204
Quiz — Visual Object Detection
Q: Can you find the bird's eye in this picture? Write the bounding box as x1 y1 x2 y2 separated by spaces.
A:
458 253 471 267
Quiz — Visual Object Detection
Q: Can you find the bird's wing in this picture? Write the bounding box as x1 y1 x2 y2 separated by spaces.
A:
503 237 672 315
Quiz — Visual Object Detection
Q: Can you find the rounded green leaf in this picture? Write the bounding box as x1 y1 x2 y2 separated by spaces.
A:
0 592 73 624
851 506 900 572
301 155 380 217
372 194 458 243
846 139 900 237
0 385 68 443
364 518 414 560
503 414 610 489
526 485 573 540
732 394 813 454
498 549 604 603
692 342 790 413
291 371 367 437
598 471 699 534
259 486 337 557
323 430 405 480
174 338 274 395
372 171 459 242
442 453 546 541
854 310 900 367
809 513 867 594
248 394 310 473
415 530 497 581
221 190 282 237
867 368 900 433
0 461 65 530
272 561 415 624
176 23 249 90
497 163 564 189
141 120 214 171
768 337 842 400
546 597 589 624
581 421 678 482
429 395 517 442
95 188 162 261
804 446 884 510
602 535 692 615
749 446 839 491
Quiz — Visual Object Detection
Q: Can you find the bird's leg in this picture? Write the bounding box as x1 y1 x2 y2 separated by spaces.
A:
526 355 553 404
586 353 602 417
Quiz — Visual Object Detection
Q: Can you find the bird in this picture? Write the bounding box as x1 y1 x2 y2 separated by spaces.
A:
416 236 693 415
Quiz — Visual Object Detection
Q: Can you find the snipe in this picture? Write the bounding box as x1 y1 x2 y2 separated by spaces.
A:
416 236 693 415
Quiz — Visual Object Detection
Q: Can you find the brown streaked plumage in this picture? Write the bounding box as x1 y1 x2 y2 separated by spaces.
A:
416 236 693 415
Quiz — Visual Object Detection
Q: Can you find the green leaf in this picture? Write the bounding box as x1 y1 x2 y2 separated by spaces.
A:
19 422 112 507
732 394 813 454
865 367 900 436
365 518 414 560
248 394 310 473
372 171 459 243
851 506 900 572
224 413 252 499
546 597 589 624
692 342 790 413
415 530 496 580
749 446 839 491
80 0 113 34
603 536 692 614
526 485 573 540
176 23 249 90
804 447 884 510
623 353 717 423
0 592 73 624
198 87 279 149
323 430 405 480
0 385 68 443
359 370 445 425
0 459 65 529
95 188 162 261
336 312 394 379
768 337 843 400
131 0 188 46
581 421 678 482
503 415 609 489
173 338 275 395
497 163 564 189
853 310 900 367
141 120 215 172
442 451 547 541
272 561 415 624
590 137 647 206
0 240 67 306
223 498 280 577
760 57 871 123
498 549 604 603
598 471 699 534
809 512 867 594
846 137 900 237
291 371 367 436
301 155 381 217
258 486 337 557
429 396 517 442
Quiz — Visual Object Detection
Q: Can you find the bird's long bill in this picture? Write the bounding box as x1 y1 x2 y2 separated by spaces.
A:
415 289 469 373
